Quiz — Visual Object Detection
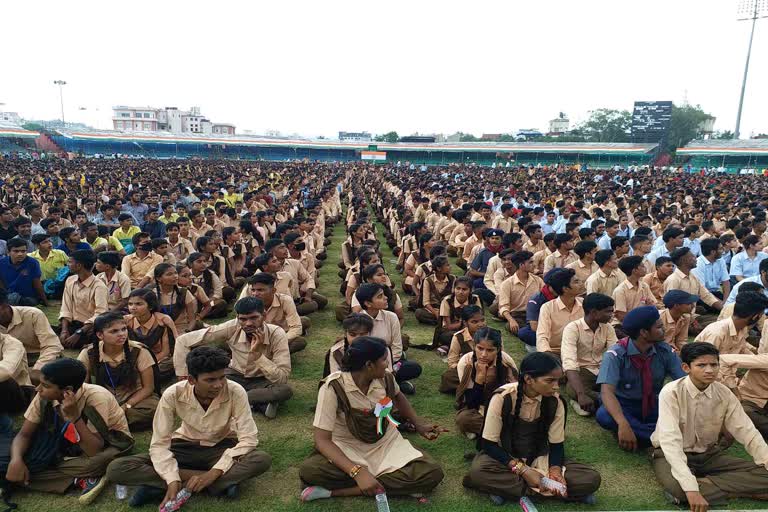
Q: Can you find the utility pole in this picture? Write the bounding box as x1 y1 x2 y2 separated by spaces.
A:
53 80 67 124
735 0 767 139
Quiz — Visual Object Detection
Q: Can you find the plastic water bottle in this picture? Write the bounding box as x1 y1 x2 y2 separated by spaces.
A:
159 488 192 512
540 476 567 495
519 496 538 512
375 492 390 512
114 484 128 500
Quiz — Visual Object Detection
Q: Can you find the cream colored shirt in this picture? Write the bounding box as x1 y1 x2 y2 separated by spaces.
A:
565 259 599 286
0 306 61 370
536 297 584 355
0 333 31 386
612 279 655 313
543 250 578 275
363 309 403 362
174 320 291 383
314 371 421 476
150 380 259 484
661 309 691 352
447 327 474 369
585 269 626 296
77 340 155 403
651 376 768 493
59 274 109 324
664 269 719 307
96 270 132 308
694 318 754 388
498 273 544 316
643 272 667 308
121 252 163 288
561 318 617 375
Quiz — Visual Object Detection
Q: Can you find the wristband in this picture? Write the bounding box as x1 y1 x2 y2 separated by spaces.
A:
348 464 362 478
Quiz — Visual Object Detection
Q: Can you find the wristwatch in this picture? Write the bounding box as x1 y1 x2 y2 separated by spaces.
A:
75 328 84 336
124 403 132 409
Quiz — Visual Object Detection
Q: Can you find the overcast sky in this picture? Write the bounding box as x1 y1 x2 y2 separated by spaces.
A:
2 0 767 139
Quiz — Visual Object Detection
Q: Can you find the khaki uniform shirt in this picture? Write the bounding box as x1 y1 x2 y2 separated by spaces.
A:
565 259 599 286
664 269 719 307
585 269 626 296
536 297 584 355
0 333 31 386
661 309 691 352
498 273 544 316
264 293 303 341
0 306 61 370
314 371 421 476
122 252 164 288
174 320 291 383
543 250 578 275
651 377 768 493
643 272 667 308
612 279 656 313
363 309 403 363
149 380 259 484
96 270 132 309
77 340 155 403
561 318 617 375
695 318 753 388
59 274 109 324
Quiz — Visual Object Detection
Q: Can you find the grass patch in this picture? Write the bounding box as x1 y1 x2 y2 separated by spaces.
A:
12 214 767 511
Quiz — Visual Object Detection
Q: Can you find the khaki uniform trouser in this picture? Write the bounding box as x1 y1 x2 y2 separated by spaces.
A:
464 453 601 500
107 439 271 494
743 401 768 440
28 446 123 494
225 371 293 406
439 367 460 395
456 408 484 436
651 446 768 505
565 367 599 402
299 452 444 496
124 394 160 431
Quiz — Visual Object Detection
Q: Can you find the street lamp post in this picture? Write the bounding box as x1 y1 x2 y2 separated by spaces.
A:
53 80 67 125
734 0 768 139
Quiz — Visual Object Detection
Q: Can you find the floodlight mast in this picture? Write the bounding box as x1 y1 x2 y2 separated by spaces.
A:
734 0 768 139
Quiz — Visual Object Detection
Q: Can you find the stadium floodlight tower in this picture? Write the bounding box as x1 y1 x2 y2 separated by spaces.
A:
53 79 67 124
734 0 768 139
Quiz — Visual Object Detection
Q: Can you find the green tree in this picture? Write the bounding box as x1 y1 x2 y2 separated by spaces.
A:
374 131 399 143
666 104 715 153
579 109 632 142
22 122 44 132
458 132 479 142
712 130 734 140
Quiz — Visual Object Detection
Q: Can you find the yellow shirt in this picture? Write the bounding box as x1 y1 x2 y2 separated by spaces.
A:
30 249 68 281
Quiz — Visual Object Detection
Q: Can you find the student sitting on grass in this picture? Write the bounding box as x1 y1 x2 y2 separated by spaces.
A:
106 346 272 508
651 342 768 511
463 352 601 505
323 313 374 380
299 337 445 502
77 311 160 431
439 305 486 394
2 358 133 504
124 288 178 382
455 327 518 439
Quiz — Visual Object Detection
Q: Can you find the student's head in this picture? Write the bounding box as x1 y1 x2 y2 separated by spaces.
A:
153 262 178 288
583 293 615 324
662 290 698 316
662 227 685 248
355 282 388 311
618 255 647 278
95 251 120 273
699 238 722 260
362 263 388 286
93 311 129 349
594 249 616 269
670 247 695 269
128 288 160 317
38 358 88 400
472 327 510 386
7 238 28 263
546 268 581 296
68 249 96 274
453 276 473 302
630 235 652 255
461 304 486 333
234 297 265 334
340 336 389 378
186 346 231 399
573 240 598 260
517 352 563 399
431 255 451 275
133 232 152 252
622 306 664 343
655 256 675 278
680 342 720 388
733 291 768 325
247 272 276 302
510 250 534 273
341 313 374 343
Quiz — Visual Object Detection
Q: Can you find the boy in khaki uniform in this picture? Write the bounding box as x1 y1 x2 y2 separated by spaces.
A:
107 346 272 508
651 342 768 510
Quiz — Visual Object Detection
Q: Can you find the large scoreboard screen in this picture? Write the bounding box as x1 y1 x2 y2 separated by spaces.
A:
631 101 673 144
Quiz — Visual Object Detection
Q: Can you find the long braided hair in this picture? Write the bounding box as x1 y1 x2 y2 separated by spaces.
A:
510 352 562 441
416 233 434 265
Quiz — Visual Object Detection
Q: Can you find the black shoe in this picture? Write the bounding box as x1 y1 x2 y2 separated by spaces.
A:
129 485 165 507
399 381 416 395
225 484 240 500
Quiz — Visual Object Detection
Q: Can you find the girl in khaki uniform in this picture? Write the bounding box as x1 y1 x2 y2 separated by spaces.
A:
124 288 177 382
455 327 518 438
464 352 601 505
77 312 159 431
439 305 486 394
300 337 445 502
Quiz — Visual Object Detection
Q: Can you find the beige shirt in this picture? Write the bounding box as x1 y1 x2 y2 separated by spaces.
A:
447 327 474 369
585 269 626 296
483 255 504 293
523 239 546 254
263 293 303 341
612 279 656 313
121 252 164 288
482 382 565 478
77 340 155 403
643 272 667 308
314 371 422 476
168 237 195 262
694 318 753 388
720 326 768 407
664 269 719 307
565 259 599 285
536 297 584 355
59 274 109 324
421 274 451 308
363 309 403 362
491 216 516 234
149 380 260 484
0 333 31 386
457 351 518 400
532 248 552 274
651 376 768 493
0 306 61 370
462 234 481 260
281 258 315 298
661 309 691 352
24 382 131 437
718 303 765 333
96 270 132 308
543 250 578 275
174 320 291 383
498 273 544 316
561 318 617 375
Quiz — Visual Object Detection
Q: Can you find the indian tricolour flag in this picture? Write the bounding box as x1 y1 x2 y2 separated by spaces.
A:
361 151 386 161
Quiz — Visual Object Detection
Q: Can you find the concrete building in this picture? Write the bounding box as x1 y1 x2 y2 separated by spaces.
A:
113 105 235 134
0 112 22 124
338 131 372 142
548 113 570 136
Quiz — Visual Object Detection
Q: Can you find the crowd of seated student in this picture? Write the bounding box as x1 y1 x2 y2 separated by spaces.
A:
5 158 768 511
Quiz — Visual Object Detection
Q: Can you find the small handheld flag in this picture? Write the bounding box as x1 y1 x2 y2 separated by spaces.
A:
63 422 80 444
374 397 400 435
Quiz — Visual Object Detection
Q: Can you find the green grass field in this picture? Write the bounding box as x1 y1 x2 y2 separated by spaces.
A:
12 215 766 511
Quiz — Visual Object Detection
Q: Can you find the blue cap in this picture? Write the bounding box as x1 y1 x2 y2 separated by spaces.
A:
622 305 660 333
663 290 699 308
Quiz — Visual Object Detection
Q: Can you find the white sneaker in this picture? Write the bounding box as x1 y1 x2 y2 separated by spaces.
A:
264 402 279 420
570 399 591 417
465 432 477 440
